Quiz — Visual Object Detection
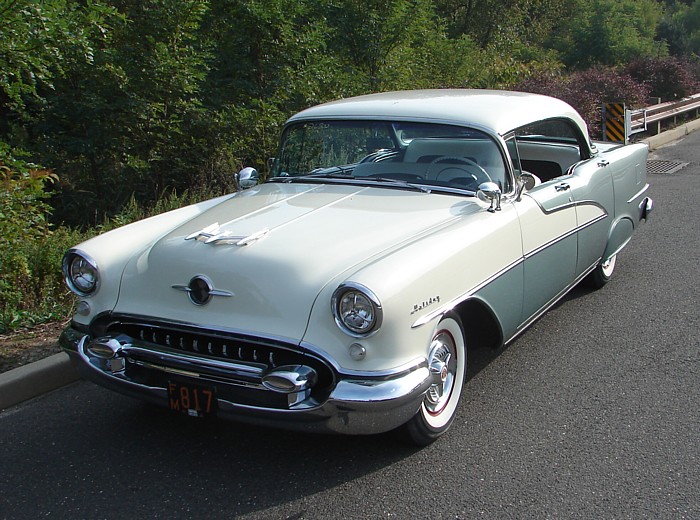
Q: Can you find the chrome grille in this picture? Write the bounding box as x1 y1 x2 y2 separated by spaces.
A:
91 317 336 406
111 321 294 368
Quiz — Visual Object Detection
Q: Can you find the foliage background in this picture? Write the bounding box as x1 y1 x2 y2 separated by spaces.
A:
1 0 700 331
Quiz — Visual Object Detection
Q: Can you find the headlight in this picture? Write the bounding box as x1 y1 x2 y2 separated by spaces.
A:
63 250 100 296
332 283 382 337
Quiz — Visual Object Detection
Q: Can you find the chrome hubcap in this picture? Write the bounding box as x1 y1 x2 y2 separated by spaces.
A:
425 333 456 415
601 255 617 277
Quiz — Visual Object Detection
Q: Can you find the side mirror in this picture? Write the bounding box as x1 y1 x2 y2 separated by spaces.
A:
236 167 259 190
477 182 502 213
516 172 537 201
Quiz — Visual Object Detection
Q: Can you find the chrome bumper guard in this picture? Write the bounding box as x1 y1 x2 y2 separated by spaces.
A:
60 326 432 435
640 196 654 221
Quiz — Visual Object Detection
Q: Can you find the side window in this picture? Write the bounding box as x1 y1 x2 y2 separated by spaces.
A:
517 119 582 141
514 119 585 182
505 136 522 175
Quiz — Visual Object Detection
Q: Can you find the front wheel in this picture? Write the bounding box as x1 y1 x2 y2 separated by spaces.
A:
398 313 466 445
586 254 617 289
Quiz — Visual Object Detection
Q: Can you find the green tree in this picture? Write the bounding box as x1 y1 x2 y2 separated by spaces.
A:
685 1 700 54
550 0 667 69
36 0 215 224
0 0 118 114
325 0 440 91
657 1 692 56
435 0 569 49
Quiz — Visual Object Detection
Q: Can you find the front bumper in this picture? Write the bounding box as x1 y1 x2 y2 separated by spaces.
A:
60 325 432 435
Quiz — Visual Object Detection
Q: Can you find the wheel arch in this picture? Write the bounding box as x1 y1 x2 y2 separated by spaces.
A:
603 215 634 262
452 297 503 350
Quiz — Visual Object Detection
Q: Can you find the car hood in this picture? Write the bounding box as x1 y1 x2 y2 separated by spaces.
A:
115 182 480 341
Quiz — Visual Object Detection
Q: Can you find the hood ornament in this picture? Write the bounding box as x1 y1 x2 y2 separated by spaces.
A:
186 223 269 246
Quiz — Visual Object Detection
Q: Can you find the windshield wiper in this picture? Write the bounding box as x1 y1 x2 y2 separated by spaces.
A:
270 165 355 183
367 177 432 193
295 165 354 178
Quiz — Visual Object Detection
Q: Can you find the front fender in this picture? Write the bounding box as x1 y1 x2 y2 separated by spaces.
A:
302 201 522 373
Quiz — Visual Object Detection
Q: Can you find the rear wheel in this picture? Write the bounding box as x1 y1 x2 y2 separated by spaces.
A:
398 313 466 445
587 254 617 289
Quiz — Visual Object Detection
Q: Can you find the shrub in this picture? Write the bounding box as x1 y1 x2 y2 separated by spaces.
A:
0 144 78 331
565 67 650 139
626 56 700 101
516 67 650 139
0 226 87 331
0 156 224 332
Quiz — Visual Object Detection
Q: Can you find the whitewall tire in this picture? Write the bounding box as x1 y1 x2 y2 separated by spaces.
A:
587 254 617 289
398 313 466 445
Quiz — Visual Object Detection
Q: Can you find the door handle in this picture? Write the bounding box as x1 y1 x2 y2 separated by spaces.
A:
598 159 610 167
555 183 570 192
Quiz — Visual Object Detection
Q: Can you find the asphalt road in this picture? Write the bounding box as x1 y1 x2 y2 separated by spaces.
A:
2 134 699 520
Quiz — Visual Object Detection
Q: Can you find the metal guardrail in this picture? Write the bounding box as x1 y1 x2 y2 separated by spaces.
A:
628 93 700 135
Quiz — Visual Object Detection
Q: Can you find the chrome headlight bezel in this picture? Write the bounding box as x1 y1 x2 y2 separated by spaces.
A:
331 283 383 337
62 249 100 297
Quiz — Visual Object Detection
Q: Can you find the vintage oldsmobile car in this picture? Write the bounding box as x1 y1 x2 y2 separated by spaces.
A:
60 90 652 444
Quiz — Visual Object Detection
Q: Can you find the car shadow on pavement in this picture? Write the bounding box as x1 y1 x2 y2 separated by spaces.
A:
2 380 425 518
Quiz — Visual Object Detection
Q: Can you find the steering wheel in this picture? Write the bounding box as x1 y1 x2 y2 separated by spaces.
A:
426 156 492 184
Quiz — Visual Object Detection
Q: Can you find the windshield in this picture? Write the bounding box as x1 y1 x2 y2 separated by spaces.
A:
272 120 509 192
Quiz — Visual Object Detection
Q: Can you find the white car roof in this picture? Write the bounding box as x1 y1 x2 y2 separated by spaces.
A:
287 89 590 138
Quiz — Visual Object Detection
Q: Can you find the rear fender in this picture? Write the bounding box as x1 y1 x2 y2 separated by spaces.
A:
603 216 634 261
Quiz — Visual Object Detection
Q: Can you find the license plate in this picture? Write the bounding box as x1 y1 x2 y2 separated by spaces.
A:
167 381 217 418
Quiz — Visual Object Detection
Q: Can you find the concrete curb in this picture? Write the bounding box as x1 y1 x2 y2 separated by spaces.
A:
0 352 79 410
641 118 700 150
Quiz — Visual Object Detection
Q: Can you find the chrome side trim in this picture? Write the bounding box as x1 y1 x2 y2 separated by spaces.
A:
411 257 524 328
525 193 607 217
511 258 600 337
411 203 608 329
578 212 608 231
627 183 650 204
524 212 607 260
524 227 578 260
574 200 608 215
